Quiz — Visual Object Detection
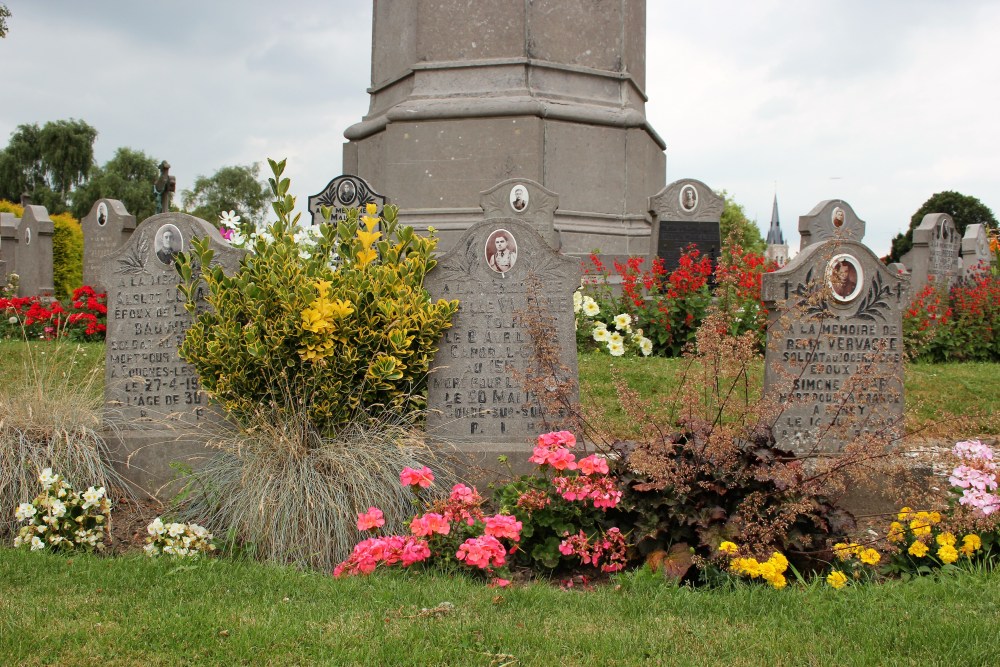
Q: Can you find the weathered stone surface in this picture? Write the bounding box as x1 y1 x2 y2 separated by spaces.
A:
649 179 723 273
480 178 560 251
82 199 136 293
762 238 908 453
343 0 664 257
0 206 55 297
961 223 993 278
101 212 244 495
307 174 385 225
900 213 961 297
425 218 581 466
798 199 866 250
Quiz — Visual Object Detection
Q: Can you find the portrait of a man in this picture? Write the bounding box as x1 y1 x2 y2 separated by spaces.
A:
680 185 698 212
829 255 861 301
97 202 108 227
832 207 846 228
510 186 528 212
338 179 357 205
155 224 182 265
486 229 518 274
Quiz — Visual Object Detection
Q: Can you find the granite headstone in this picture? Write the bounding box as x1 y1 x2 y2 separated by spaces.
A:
4 206 55 297
101 212 244 495
425 217 581 470
307 174 385 225
648 179 723 273
961 223 993 278
82 198 136 293
900 213 961 297
0 213 16 287
480 178 561 251
797 200 865 250
762 203 908 453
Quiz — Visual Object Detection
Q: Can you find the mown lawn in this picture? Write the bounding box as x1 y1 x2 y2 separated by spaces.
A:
2 548 999 666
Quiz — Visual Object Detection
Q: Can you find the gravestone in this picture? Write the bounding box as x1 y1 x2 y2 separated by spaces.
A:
0 206 55 297
900 213 961 297
82 199 136 293
648 179 723 273
101 212 243 495
762 203 908 453
480 178 560 251
961 223 993 278
797 200 865 250
424 217 581 473
307 174 385 225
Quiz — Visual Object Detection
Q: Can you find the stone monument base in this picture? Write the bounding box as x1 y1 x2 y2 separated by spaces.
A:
104 429 217 500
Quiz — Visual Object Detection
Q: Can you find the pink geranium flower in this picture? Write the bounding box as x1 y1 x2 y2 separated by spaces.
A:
410 512 451 537
456 535 507 569
537 430 577 450
357 507 385 531
484 514 522 542
400 466 435 488
577 454 610 476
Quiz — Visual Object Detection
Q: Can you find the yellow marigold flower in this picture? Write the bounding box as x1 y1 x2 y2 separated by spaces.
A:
732 558 761 578
827 570 848 589
365 202 377 216
897 507 912 521
768 552 789 573
909 516 931 537
936 532 956 547
887 522 905 543
937 544 959 564
718 541 738 555
769 573 788 590
833 543 854 560
908 541 929 558
963 534 982 551
928 511 942 524
757 561 777 581
859 548 881 566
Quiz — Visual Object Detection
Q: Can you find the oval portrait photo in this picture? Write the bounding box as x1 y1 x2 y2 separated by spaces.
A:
97 202 108 226
827 254 863 302
337 179 357 205
155 224 183 266
509 185 529 213
832 207 846 228
679 185 698 212
485 229 518 274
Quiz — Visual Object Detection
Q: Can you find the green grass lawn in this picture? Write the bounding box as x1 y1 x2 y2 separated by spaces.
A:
2 548 999 666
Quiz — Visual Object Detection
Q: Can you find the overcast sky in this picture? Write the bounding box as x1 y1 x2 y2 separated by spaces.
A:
3 1 998 256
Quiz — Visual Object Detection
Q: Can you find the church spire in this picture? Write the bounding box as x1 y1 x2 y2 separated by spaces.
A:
766 193 785 245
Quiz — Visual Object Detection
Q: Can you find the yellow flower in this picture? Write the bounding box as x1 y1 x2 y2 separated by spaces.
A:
928 511 942 524
937 544 959 564
718 541 738 555
936 532 956 547
768 573 788 590
908 541 929 558
833 543 854 561
768 552 789 573
827 570 848 589
887 522 905 543
365 202 377 216
897 507 913 521
731 558 761 578
963 534 982 551
859 548 881 566
909 516 931 537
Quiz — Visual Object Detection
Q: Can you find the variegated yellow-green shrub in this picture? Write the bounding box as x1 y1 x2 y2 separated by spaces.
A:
176 159 459 436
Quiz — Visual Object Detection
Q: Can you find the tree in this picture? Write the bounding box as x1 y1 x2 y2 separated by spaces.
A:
182 163 270 226
0 5 11 38
718 190 765 255
888 191 998 263
0 119 97 213
71 147 161 221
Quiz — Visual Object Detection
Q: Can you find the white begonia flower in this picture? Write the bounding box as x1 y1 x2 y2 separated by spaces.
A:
583 298 600 317
143 543 158 556
593 326 611 342
38 468 57 489
167 523 186 538
148 517 166 536
572 290 583 313
30 536 45 551
49 499 67 519
614 313 632 331
219 210 241 228
13 535 24 548
82 487 104 508
608 341 626 357
15 503 36 521
639 337 653 356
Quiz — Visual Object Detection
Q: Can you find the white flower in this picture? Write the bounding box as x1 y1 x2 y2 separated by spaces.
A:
593 326 611 342
572 291 583 313
609 332 624 345
614 313 632 331
82 487 105 508
608 341 625 357
30 536 45 551
143 543 158 556
582 298 600 317
38 468 57 490
49 499 67 519
147 517 166 536
8 316 17 325
15 503 36 522
219 210 241 228
639 337 653 356
167 523 186 538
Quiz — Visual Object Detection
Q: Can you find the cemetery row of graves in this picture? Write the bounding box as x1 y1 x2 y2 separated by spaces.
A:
2 162 999 593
